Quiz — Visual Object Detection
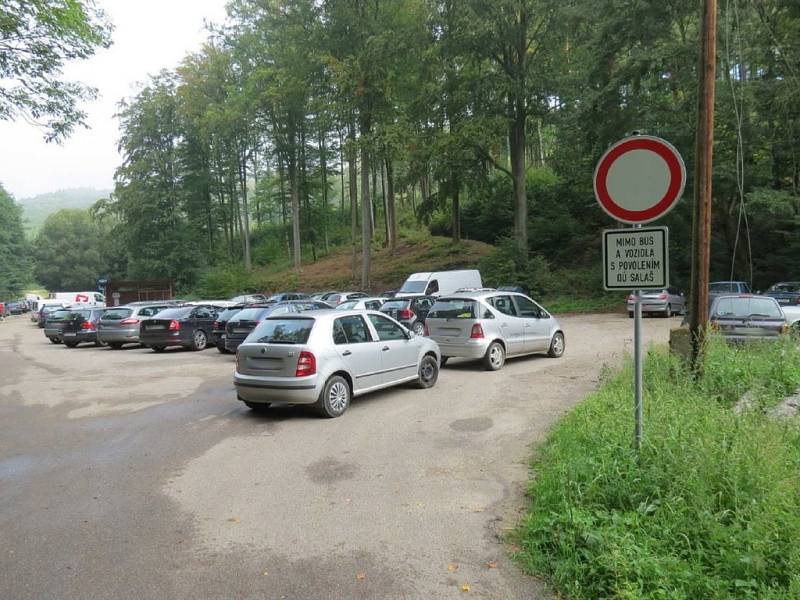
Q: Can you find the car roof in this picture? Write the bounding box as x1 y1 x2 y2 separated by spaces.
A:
436 290 527 300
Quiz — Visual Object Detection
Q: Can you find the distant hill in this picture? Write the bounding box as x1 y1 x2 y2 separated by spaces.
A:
19 187 113 233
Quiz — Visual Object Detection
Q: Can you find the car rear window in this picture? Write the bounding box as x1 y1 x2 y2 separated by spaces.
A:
234 308 270 321
428 299 478 319
381 300 409 310
72 310 92 320
50 310 73 321
248 318 314 344
713 297 783 319
769 283 800 293
102 308 133 321
337 301 358 310
150 307 191 319
218 308 243 321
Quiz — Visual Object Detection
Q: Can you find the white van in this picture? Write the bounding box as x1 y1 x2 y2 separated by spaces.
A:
50 291 106 307
397 270 482 297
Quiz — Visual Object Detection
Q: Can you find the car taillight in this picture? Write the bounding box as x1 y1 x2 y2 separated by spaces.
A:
295 351 316 377
120 318 139 325
399 308 413 320
423 323 429 336
81 321 94 331
627 294 635 302
470 324 484 338
659 293 667 300
796 298 800 305
168 320 181 331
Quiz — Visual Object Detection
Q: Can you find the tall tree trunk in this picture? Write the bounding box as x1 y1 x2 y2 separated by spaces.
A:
238 149 252 271
320 126 329 253
288 136 301 270
451 171 461 243
339 129 346 221
370 162 377 238
509 98 528 254
380 159 389 247
277 154 290 260
348 121 359 280
360 133 372 289
385 157 397 251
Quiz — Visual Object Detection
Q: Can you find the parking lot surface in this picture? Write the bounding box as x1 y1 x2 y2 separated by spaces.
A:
0 313 673 599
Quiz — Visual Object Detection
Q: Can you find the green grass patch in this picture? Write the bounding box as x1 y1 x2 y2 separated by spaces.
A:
542 295 622 315
516 337 800 599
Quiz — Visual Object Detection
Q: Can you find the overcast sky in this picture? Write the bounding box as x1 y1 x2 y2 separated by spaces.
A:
0 0 229 200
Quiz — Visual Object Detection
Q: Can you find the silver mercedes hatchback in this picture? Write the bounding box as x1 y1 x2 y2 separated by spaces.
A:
234 310 441 418
425 291 564 370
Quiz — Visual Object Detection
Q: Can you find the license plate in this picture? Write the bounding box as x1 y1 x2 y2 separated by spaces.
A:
148 325 165 330
64 333 76 337
233 328 249 334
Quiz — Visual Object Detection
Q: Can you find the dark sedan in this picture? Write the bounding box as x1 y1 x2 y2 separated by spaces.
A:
139 305 220 352
42 309 73 344
379 296 434 336
223 301 331 353
764 281 800 307
62 308 109 348
212 305 246 353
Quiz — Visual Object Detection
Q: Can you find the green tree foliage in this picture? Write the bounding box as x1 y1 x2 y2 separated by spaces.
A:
33 208 105 291
0 183 31 297
0 0 112 141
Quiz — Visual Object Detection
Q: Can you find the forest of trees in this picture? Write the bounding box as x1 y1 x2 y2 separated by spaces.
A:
4 0 800 298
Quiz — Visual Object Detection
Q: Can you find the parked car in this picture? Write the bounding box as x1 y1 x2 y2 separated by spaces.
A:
397 270 482 297
230 293 268 304
224 300 332 353
42 308 74 343
267 292 308 302
425 291 565 370
61 308 109 348
626 287 686 318
318 292 368 306
379 296 434 335
380 290 398 298
709 280 751 296
309 291 339 301
764 281 800 307
335 297 387 311
37 303 66 328
234 310 440 417
7 300 27 314
139 305 220 352
97 302 175 348
782 305 800 332
211 305 246 353
709 295 788 343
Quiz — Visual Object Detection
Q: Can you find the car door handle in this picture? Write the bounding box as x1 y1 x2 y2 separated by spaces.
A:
342 350 352 356
382 346 390 351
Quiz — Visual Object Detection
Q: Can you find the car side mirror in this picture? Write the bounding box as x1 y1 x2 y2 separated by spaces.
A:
406 329 416 339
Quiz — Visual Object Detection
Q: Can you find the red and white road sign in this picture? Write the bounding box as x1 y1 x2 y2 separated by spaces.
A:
593 135 686 224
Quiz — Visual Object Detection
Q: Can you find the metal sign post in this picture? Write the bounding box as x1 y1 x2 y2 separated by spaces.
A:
595 135 685 450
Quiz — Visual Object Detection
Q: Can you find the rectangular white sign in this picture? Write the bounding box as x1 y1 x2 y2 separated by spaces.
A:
603 227 669 290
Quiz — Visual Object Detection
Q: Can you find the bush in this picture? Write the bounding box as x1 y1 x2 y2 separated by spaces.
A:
516 339 800 599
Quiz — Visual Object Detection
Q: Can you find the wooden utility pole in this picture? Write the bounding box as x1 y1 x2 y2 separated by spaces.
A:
689 0 717 370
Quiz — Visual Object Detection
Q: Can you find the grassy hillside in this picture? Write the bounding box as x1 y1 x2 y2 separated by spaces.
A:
19 187 112 233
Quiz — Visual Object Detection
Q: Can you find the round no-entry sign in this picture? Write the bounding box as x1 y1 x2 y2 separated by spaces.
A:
593 135 686 224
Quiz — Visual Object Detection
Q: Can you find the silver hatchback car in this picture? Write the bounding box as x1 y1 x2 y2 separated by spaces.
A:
234 310 441 418
425 291 564 370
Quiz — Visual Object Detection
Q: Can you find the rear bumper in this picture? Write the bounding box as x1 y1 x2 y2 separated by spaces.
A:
224 336 246 352
627 301 669 313
430 338 490 359
720 334 783 344
97 329 140 343
140 331 188 347
234 372 321 405
62 331 97 344
43 328 63 339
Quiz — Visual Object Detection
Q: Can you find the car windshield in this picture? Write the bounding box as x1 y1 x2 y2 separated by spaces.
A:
381 300 409 310
248 318 314 344
398 280 427 293
337 301 358 310
709 282 742 293
428 299 478 319
102 308 133 321
713 297 783 319
151 307 191 320
768 282 800 293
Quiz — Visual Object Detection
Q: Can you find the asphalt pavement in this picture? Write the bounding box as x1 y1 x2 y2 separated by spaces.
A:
0 311 674 599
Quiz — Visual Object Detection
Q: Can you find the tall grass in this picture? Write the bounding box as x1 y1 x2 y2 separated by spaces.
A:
516 337 800 599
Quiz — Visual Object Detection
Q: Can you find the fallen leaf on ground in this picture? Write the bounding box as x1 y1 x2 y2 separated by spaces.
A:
447 564 458 573
461 583 470 592
356 572 366 581
227 517 241 524
262 570 269 576
486 561 498 569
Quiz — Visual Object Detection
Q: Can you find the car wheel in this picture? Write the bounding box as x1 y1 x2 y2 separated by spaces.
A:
95 338 108 348
415 355 439 388
217 344 230 354
664 304 672 318
152 346 166 353
244 401 271 412
109 342 123 349
440 356 449 367
316 375 351 418
548 331 565 358
412 321 425 336
64 342 78 349
483 341 505 371
48 337 60 344
191 330 208 351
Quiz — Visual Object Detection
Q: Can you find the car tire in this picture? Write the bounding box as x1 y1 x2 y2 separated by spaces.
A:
440 356 449 367
548 331 565 358
64 342 78 349
109 342 123 349
483 341 505 371
152 346 166 353
48 337 60 344
415 355 439 389
412 321 425 336
217 344 230 354
664 304 672 318
190 330 208 351
315 375 351 418
244 401 271 412
95 339 108 348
